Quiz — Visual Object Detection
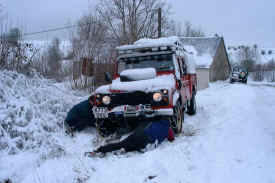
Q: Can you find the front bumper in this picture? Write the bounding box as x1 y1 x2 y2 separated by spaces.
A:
93 105 173 119
230 77 246 82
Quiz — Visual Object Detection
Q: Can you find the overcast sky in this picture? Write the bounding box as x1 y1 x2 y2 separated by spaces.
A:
3 0 275 48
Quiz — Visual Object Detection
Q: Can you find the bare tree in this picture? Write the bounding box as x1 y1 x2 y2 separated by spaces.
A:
45 38 62 79
0 26 39 75
237 46 257 72
96 0 171 45
182 21 205 37
70 13 109 90
72 13 108 61
169 21 205 37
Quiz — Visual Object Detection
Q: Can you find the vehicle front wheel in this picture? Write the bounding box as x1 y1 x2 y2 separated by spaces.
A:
187 93 197 115
170 102 183 134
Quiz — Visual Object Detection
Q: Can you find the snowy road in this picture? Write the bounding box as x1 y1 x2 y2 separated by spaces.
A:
183 82 275 183
1 81 275 183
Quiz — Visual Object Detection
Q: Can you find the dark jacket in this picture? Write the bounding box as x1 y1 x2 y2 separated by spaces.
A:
144 119 170 144
65 99 95 130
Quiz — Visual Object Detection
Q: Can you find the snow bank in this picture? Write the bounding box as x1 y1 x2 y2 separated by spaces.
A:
1 79 275 183
0 70 87 155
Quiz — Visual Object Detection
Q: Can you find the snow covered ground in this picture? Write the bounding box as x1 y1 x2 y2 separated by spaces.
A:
1 71 275 183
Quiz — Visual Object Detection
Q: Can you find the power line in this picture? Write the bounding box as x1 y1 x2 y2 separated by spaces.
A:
1 22 92 39
22 24 78 37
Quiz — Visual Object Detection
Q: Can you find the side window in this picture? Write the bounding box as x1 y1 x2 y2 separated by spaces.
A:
181 58 187 75
177 57 183 76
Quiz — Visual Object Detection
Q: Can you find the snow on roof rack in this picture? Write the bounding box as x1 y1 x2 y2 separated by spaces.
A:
116 36 186 55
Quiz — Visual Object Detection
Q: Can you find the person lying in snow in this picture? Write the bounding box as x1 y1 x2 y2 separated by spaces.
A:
85 117 175 157
64 97 95 135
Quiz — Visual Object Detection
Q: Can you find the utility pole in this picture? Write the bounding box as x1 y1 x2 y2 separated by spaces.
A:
158 8 162 38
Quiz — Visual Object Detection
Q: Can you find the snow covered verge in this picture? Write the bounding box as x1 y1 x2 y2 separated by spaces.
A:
0 70 89 182
1 74 275 183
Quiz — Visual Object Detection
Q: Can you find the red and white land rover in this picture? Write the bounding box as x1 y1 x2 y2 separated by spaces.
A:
91 37 197 136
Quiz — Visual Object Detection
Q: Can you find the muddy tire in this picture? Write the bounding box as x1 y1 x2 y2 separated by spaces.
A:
187 93 197 115
170 101 183 134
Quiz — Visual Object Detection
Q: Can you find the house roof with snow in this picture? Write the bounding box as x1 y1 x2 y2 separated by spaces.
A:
180 37 222 68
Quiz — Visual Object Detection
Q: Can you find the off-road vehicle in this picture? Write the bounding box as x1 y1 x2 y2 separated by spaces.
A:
230 66 248 84
91 37 197 136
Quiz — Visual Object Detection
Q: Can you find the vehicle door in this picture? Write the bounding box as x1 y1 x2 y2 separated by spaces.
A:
177 57 188 105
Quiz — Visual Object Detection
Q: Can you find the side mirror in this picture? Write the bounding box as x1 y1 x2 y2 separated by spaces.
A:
104 72 112 82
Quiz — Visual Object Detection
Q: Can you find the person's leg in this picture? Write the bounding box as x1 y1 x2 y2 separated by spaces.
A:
121 130 152 152
95 141 125 153
95 128 152 153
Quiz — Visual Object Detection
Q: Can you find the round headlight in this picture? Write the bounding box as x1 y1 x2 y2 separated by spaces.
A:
102 95 111 105
153 92 162 102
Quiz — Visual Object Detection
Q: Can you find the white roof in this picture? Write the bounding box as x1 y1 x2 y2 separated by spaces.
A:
180 37 222 69
184 45 213 68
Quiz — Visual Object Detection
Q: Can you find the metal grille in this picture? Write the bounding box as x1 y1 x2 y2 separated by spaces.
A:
110 91 151 107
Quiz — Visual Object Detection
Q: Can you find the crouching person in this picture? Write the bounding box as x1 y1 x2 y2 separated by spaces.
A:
86 117 174 157
65 96 95 135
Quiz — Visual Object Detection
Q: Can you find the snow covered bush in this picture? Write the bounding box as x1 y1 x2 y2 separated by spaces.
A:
0 70 86 156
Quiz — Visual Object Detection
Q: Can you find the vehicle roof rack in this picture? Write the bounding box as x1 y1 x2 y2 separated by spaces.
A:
116 37 186 56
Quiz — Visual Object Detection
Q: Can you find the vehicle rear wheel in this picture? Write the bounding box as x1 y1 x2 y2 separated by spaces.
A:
187 93 197 115
170 102 183 134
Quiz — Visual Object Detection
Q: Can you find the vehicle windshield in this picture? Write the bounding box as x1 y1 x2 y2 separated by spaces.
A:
233 67 247 73
233 67 240 72
117 54 174 73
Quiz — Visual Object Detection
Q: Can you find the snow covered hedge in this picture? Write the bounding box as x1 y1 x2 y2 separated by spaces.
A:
0 70 86 156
